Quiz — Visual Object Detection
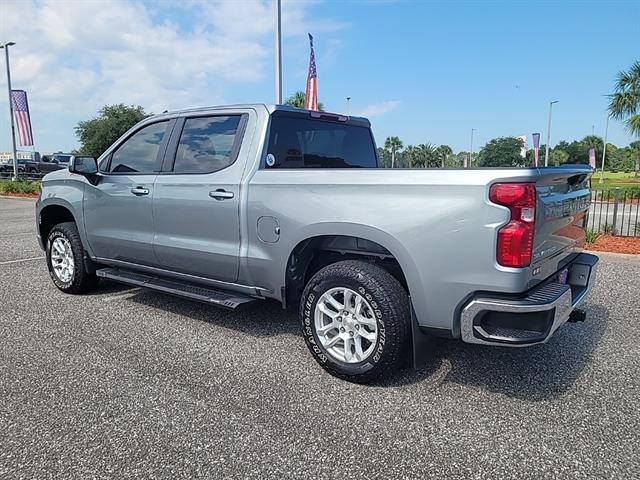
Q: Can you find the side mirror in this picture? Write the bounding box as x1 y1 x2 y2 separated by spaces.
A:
69 156 98 175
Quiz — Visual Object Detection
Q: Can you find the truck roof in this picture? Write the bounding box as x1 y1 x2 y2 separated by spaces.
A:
156 104 370 126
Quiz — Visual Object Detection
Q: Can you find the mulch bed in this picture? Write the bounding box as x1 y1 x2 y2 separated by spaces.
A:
586 235 640 255
0 192 39 199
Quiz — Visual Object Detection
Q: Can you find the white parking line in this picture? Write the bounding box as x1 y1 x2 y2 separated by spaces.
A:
0 256 45 265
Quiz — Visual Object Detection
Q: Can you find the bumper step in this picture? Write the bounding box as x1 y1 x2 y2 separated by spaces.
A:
96 268 256 310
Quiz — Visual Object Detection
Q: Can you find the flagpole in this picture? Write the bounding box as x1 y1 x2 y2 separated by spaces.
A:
274 0 282 104
1 42 18 180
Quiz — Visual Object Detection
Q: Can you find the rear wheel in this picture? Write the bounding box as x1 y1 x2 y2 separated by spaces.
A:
300 260 410 383
46 222 99 294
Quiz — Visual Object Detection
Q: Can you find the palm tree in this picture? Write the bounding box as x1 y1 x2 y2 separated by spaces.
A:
609 61 640 137
417 143 438 168
630 140 640 177
284 91 324 111
435 145 453 168
384 136 403 168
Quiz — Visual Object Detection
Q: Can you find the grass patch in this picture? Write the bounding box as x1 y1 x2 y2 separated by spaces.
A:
0 179 41 195
592 171 640 189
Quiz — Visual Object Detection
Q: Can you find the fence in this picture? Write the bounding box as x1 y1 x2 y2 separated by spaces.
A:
587 188 640 237
0 170 46 181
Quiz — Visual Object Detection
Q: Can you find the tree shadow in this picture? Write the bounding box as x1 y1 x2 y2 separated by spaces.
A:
379 303 609 400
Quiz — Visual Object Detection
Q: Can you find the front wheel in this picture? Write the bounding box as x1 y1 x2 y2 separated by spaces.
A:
300 260 410 383
46 222 99 294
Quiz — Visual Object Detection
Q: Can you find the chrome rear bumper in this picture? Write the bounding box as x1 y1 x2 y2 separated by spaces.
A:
460 253 598 346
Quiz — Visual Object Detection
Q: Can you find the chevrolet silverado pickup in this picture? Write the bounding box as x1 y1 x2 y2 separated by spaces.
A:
36 104 598 382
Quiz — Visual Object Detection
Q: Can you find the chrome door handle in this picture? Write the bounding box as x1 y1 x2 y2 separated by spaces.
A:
131 186 149 196
209 189 234 200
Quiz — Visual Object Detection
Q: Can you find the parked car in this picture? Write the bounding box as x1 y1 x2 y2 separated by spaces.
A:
0 158 31 175
35 105 598 382
26 153 73 175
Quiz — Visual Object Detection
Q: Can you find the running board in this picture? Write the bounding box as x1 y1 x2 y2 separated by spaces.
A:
96 268 256 310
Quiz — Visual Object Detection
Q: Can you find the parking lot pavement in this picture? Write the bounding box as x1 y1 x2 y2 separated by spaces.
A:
1 197 639 479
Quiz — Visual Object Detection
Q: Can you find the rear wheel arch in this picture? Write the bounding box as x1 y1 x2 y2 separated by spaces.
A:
284 234 410 309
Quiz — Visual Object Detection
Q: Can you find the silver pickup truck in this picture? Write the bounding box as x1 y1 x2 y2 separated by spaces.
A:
36 104 598 382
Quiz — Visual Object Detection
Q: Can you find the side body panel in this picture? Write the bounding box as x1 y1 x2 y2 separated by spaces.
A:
243 168 547 335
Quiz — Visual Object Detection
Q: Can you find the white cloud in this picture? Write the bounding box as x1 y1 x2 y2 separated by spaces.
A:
355 100 401 117
0 0 345 116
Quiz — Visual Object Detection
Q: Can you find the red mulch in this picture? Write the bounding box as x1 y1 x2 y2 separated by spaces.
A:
586 235 640 255
0 192 38 199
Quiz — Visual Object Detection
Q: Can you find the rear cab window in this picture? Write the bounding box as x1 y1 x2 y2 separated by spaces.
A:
266 112 378 169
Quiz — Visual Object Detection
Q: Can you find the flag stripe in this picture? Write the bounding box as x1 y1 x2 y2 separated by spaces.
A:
10 90 34 146
305 33 318 111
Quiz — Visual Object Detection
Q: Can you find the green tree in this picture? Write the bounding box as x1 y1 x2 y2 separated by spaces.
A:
609 61 640 137
477 137 525 167
75 104 149 158
434 144 453 168
284 91 324 111
384 136 403 168
550 148 569 166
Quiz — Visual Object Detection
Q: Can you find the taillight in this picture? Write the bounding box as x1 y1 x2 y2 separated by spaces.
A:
489 183 536 268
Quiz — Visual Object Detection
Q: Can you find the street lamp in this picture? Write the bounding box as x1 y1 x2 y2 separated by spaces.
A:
346 96 351 115
469 128 476 167
544 100 558 167
0 42 18 180
274 0 282 104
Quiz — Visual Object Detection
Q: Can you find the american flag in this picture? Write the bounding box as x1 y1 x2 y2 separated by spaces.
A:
305 33 318 111
11 90 34 146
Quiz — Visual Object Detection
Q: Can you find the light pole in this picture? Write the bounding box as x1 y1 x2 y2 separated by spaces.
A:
544 100 558 167
346 96 351 115
599 114 609 184
1 42 18 180
469 128 475 167
274 0 282 104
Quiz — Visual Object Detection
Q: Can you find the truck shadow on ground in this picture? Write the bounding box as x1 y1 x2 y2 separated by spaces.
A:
385 303 609 401
119 287 302 337
96 281 608 401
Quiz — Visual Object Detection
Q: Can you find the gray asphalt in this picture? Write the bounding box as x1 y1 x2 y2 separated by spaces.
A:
1 197 639 479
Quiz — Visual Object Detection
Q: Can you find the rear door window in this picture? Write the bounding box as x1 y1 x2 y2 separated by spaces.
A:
266 115 377 168
172 115 244 174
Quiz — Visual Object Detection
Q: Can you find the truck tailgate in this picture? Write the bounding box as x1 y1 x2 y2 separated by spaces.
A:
533 166 593 274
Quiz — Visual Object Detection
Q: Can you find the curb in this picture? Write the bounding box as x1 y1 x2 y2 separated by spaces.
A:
587 250 640 262
0 195 38 201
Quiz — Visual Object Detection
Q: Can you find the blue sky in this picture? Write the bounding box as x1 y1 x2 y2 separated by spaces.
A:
0 0 638 154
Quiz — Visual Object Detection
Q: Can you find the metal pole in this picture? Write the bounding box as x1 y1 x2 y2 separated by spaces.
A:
469 128 475 166
545 100 558 167
274 0 282 104
599 114 609 184
2 43 18 180
346 96 351 115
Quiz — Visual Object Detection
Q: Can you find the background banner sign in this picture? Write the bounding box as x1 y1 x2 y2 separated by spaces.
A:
532 132 541 167
588 147 597 169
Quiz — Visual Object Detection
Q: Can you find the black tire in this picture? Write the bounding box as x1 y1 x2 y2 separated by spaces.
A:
300 260 410 383
46 222 99 294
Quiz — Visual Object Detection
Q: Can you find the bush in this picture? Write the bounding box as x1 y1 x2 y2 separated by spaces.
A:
585 230 600 244
602 222 617 236
0 179 41 195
